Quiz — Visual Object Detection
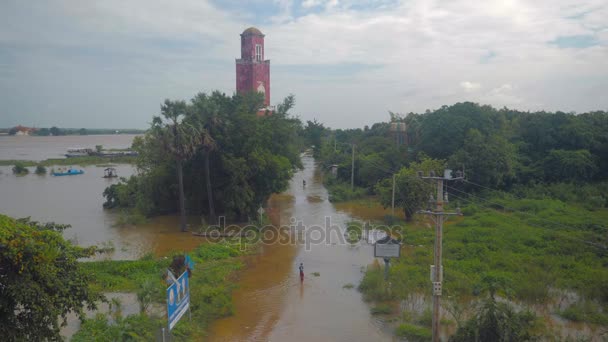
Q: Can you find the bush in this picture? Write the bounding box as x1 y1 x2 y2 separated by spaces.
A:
395 323 431 341
35 164 47 175
11 162 28 175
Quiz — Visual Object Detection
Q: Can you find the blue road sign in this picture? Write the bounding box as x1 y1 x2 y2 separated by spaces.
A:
167 270 190 330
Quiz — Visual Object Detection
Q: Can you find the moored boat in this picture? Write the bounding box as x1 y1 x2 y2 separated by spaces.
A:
52 168 84 176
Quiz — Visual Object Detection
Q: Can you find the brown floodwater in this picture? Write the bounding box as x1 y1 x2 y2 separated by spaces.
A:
0 135 205 259
208 154 395 342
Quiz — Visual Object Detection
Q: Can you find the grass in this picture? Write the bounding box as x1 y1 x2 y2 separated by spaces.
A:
343 283 355 289
324 177 367 202
558 301 608 326
77 239 258 339
0 155 136 167
395 323 431 341
358 195 608 329
370 303 393 315
312 272 320 277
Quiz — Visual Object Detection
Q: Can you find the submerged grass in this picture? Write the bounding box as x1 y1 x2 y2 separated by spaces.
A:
359 195 608 332
76 240 257 339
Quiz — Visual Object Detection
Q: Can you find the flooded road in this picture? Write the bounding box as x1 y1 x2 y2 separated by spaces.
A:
209 154 394 342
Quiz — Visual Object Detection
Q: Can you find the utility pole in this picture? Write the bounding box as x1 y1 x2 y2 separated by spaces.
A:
351 144 355 191
391 174 396 216
418 169 463 342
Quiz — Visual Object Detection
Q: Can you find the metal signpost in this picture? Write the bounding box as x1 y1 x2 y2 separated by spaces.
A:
167 269 190 331
374 236 401 280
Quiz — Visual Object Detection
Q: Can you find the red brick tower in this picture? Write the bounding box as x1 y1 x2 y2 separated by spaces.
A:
236 27 270 107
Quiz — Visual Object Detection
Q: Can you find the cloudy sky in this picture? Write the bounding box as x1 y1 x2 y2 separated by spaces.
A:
1 0 607 129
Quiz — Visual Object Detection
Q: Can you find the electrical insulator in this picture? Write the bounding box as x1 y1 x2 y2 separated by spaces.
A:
444 192 449 202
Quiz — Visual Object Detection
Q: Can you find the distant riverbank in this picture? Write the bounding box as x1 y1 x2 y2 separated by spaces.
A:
0 134 139 161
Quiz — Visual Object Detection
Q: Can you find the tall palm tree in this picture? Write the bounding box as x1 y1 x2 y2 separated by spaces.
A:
155 99 202 232
191 92 223 223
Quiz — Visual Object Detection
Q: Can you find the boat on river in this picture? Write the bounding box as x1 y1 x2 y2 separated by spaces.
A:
52 168 84 176
103 167 118 178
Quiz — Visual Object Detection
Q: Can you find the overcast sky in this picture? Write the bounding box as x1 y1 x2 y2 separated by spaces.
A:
1 0 607 129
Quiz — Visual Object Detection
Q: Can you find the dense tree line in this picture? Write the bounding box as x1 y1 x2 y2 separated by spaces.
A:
312 102 608 215
104 91 302 223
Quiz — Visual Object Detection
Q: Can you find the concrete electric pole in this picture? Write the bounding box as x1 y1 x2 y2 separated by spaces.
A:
391 173 396 216
351 144 355 191
418 169 463 342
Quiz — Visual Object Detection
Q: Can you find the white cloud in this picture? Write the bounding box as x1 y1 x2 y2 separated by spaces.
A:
460 81 482 92
0 0 607 129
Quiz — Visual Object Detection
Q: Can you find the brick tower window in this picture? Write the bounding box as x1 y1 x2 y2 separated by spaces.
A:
255 44 262 61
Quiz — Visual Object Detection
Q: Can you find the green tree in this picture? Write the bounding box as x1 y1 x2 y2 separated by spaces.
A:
49 126 64 136
449 129 517 189
376 156 446 221
154 99 203 232
0 215 101 340
542 149 598 182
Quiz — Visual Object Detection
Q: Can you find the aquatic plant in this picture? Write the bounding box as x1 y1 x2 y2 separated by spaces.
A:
35 164 46 175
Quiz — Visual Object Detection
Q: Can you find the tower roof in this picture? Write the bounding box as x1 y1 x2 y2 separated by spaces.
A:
242 27 263 36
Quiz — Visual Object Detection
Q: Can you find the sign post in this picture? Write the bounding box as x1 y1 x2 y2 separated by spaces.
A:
374 236 401 281
167 269 190 331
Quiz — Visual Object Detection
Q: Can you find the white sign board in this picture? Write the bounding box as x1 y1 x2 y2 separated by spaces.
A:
374 241 401 258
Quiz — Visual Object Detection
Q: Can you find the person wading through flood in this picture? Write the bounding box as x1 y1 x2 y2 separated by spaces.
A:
299 263 304 282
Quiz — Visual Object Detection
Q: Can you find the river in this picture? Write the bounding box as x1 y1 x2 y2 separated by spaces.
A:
0 134 203 259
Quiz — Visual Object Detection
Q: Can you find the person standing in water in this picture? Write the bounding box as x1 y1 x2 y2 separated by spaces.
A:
299 263 304 282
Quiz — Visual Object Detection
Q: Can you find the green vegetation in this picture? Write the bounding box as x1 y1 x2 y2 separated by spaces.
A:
34 164 46 174
343 283 355 289
358 195 608 334
370 303 393 315
395 323 431 341
558 301 608 326
76 240 256 339
72 314 163 341
311 103 608 214
312 272 320 277
11 162 29 175
104 91 302 222
0 215 102 340
0 156 136 167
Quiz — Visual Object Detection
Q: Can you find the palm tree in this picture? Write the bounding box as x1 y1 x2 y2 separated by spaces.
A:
191 92 224 223
154 99 203 232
